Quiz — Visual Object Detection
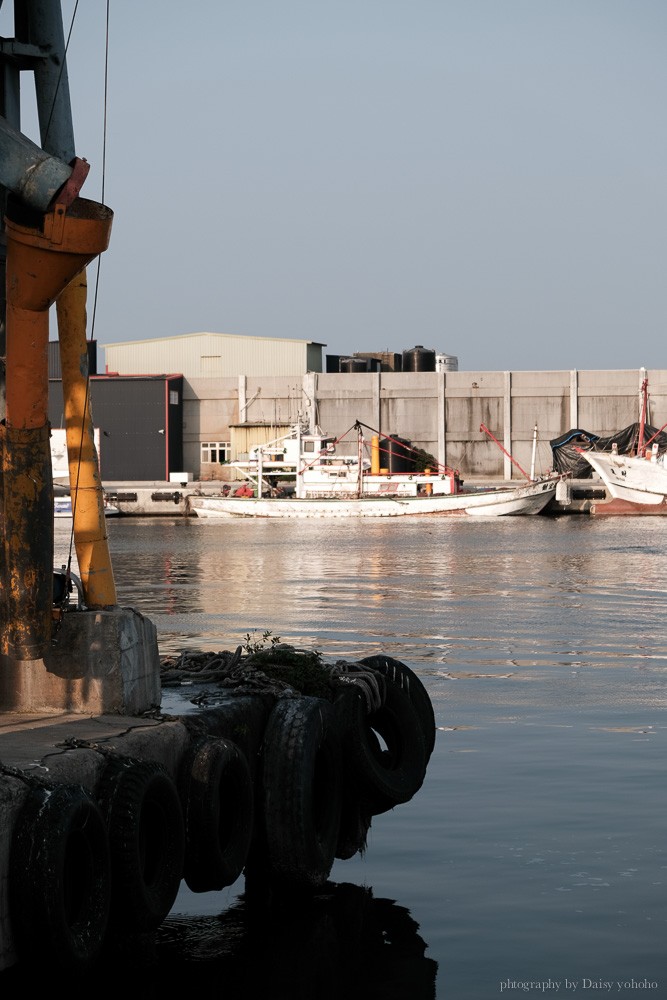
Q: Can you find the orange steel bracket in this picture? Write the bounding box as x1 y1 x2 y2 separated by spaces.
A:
56 271 117 607
1 196 113 659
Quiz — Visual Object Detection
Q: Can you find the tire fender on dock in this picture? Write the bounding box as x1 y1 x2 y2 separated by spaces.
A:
97 757 185 932
259 696 342 889
334 678 427 815
178 736 254 892
9 783 111 971
358 654 436 760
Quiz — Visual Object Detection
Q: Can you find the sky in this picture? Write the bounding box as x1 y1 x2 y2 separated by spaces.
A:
4 0 667 372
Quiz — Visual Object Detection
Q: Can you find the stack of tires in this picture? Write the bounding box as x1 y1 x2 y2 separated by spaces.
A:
251 654 435 890
8 745 255 973
7 654 435 970
9 757 188 972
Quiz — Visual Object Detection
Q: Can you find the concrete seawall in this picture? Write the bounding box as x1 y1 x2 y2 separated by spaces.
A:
182 367 665 483
97 478 610 517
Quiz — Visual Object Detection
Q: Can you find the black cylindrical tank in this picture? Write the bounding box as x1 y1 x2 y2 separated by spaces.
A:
402 345 436 372
380 436 416 473
339 357 368 373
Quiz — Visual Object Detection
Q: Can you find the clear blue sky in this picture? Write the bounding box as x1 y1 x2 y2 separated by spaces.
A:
6 1 667 372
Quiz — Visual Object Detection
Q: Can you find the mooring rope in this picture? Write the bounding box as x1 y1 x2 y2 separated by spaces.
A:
160 645 385 712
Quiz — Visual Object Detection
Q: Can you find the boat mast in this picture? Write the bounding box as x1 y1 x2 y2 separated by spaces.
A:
295 422 304 499
638 376 648 457
256 446 264 497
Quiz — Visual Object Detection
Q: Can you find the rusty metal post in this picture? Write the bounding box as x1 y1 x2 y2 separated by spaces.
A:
0 424 53 658
1 196 113 659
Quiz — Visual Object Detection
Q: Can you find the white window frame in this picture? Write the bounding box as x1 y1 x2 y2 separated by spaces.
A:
201 441 231 464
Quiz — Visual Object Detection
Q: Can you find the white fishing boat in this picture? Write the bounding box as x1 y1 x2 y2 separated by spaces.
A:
188 423 561 519
578 378 667 515
581 447 667 512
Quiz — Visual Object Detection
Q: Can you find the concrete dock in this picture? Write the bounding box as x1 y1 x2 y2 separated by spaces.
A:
0 625 435 976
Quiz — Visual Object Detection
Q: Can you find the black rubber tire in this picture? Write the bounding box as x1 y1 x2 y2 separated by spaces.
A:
97 757 185 931
359 654 436 759
260 696 342 889
179 736 254 892
334 680 427 814
9 783 111 971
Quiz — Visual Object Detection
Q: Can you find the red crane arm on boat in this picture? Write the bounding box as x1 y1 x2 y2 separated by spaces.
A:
480 424 532 480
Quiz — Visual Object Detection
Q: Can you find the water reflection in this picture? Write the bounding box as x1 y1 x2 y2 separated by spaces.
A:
151 883 438 1000
2 882 437 998
97 517 667 677
46 514 667 995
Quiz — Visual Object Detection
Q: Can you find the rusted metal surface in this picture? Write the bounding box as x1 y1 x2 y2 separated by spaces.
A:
57 275 117 608
0 122 88 212
0 423 52 659
2 198 114 655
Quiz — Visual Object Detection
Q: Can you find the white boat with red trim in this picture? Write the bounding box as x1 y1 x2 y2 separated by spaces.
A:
187 423 561 519
578 378 667 515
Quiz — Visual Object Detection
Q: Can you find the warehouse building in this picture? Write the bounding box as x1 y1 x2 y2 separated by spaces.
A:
48 332 324 481
103 331 325 378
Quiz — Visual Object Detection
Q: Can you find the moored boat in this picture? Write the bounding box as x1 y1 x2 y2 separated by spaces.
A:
581 448 667 514
576 378 667 515
188 422 562 519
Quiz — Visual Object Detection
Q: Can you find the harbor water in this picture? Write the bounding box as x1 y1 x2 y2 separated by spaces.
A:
54 515 667 999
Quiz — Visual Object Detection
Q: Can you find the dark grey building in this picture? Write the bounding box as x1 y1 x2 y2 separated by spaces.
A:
48 374 184 481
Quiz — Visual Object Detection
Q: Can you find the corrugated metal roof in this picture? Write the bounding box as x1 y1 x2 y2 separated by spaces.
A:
106 331 326 348
103 332 325 378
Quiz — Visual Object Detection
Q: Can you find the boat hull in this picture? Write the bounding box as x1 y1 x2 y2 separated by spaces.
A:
590 496 667 516
582 451 667 505
188 479 558 519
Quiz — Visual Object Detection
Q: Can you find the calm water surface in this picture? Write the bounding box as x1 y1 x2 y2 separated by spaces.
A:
55 515 667 998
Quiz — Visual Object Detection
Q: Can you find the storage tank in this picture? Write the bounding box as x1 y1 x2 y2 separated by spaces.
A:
380 435 416 473
435 353 459 372
402 345 436 372
339 357 369 373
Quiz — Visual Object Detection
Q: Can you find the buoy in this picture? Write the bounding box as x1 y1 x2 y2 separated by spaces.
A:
556 479 571 504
